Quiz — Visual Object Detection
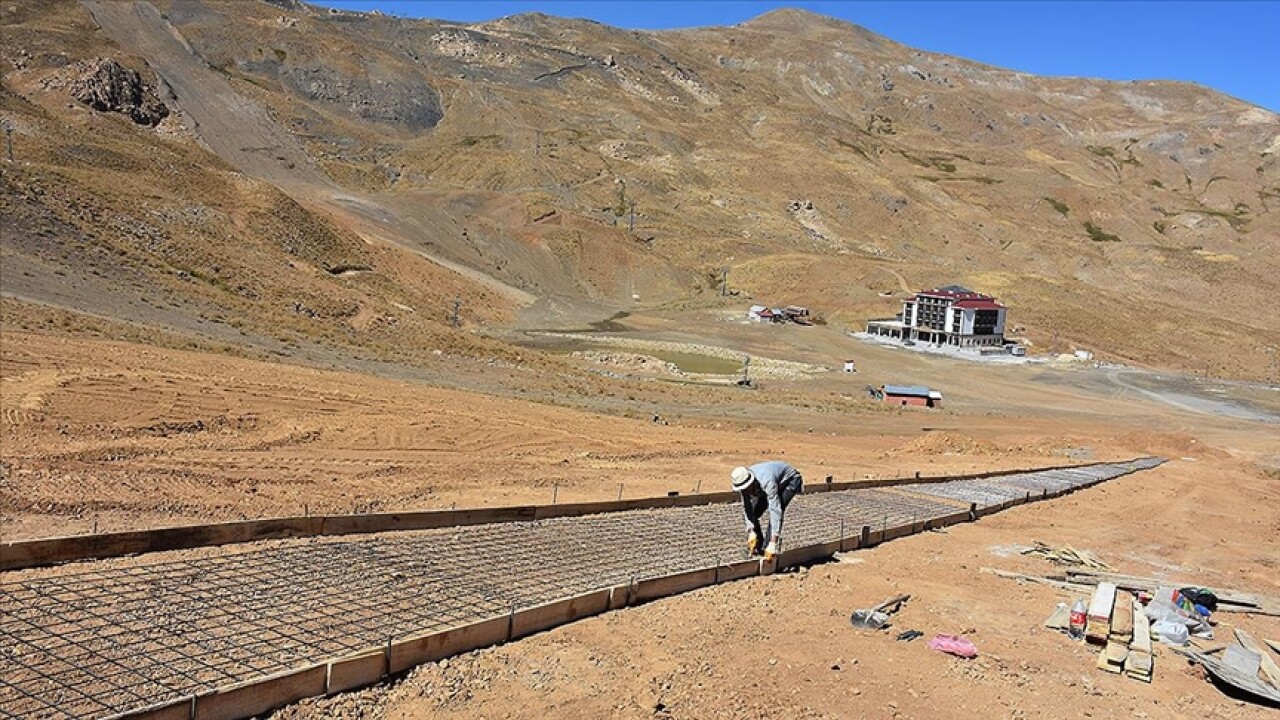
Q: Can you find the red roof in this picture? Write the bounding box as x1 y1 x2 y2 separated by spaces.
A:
953 299 1004 310
908 287 1002 305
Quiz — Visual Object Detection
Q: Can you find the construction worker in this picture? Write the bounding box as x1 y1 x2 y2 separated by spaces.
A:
731 461 803 561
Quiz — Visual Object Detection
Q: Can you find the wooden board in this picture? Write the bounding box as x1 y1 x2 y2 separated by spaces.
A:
1044 603 1070 631
1104 639 1130 667
1066 570 1280 615
1097 646 1121 673
1110 591 1134 641
1125 651 1153 682
1131 604 1153 655
1086 582 1116 645
1234 628 1280 690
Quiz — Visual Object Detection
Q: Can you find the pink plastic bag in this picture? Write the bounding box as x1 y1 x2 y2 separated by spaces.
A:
928 634 978 658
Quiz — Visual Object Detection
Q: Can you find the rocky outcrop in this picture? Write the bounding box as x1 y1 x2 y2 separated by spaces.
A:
71 58 169 126
279 64 443 131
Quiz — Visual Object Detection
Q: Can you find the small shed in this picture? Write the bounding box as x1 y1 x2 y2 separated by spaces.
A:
881 384 940 408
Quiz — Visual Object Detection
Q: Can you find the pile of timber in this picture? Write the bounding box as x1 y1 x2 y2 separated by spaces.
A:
1022 541 1109 570
1067 570 1280 617
980 567 1280 617
1087 585 1153 681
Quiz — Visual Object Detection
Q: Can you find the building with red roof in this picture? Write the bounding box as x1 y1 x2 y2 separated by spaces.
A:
866 285 1008 349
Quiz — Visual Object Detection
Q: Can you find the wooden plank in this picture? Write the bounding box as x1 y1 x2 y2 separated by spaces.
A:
103 698 192 720
981 567 1097 593
1086 582 1116 645
1131 603 1153 655
1044 603 1070 631
1066 570 1280 613
327 650 386 695
510 590 610 640
716 560 761 584
633 567 718 603
195 665 326 720
1097 646 1121 673
1104 639 1129 667
388 616 511 675
1234 628 1280 690
1125 651 1153 682
1109 591 1134 642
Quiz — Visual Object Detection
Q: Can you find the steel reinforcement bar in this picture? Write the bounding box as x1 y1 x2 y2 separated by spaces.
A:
3 458 1151 571
0 458 1162 720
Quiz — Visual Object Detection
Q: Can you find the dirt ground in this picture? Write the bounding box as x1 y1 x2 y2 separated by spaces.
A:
1 327 1155 540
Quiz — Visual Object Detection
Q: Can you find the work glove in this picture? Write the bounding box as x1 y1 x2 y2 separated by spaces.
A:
747 531 762 557
764 538 780 561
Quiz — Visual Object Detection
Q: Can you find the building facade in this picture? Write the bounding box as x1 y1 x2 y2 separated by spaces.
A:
867 285 1007 348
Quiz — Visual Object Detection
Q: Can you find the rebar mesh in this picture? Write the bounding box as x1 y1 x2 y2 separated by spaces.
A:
0 460 1154 719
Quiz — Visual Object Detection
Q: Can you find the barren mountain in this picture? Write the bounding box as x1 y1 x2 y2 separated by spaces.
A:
2 0 1278 378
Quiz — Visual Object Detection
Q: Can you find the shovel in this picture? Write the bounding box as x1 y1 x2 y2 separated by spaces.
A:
850 593 911 630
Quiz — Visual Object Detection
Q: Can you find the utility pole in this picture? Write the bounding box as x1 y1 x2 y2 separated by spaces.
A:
719 267 729 297
628 201 636 232
742 355 751 385
535 129 541 157
2 120 13 164
449 297 461 328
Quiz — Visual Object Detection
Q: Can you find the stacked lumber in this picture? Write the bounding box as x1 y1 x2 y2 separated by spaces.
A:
1022 541 1110 569
1066 570 1280 617
1086 582 1116 645
1098 591 1134 673
1125 603 1153 682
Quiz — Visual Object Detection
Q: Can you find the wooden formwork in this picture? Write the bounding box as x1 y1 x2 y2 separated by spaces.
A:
0 459 1156 571
3 459 1162 720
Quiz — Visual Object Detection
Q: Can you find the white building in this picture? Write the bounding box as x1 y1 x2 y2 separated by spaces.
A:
867 285 1008 348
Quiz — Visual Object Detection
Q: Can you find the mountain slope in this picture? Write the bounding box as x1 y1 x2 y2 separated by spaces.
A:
2 0 1278 378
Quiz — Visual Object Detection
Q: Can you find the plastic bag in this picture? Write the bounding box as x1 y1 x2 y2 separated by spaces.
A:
928 634 978 658
1150 620 1190 646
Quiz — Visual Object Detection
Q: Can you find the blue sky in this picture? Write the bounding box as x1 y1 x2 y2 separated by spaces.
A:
313 1 1280 111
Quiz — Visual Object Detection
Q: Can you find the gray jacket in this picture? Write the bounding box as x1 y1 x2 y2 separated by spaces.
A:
740 461 803 541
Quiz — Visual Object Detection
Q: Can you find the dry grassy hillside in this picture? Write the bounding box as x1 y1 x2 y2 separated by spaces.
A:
2 0 1279 378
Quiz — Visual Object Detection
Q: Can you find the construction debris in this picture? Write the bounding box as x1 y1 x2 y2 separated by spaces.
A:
980 567 1095 593
1177 648 1280 706
850 594 910 630
1065 570 1280 616
1021 541 1110 570
1234 628 1280 690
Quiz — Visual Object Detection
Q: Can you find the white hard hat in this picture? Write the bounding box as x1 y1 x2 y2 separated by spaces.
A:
730 466 754 491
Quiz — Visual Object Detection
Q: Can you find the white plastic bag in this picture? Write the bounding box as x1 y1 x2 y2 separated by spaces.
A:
1151 620 1190 646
